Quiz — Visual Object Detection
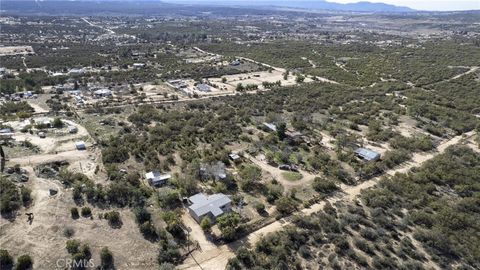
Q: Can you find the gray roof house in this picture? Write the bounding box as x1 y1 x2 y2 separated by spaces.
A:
355 148 381 161
196 83 211 92
188 193 232 223
145 171 171 187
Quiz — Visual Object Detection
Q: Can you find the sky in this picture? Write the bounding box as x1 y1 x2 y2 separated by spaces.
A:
325 0 480 11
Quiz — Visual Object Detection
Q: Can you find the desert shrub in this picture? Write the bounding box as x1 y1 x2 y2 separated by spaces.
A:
80 207 92 217
104 211 122 227
15 255 33 270
70 207 79 219
312 177 338 194
63 227 75 238
275 196 298 215
100 247 114 270
66 240 81 254
0 250 13 270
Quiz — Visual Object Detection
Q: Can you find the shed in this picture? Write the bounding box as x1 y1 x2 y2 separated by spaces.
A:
355 148 381 161
133 63 146 69
229 153 241 161
75 141 86 150
68 125 78 134
263 122 277 132
145 171 171 187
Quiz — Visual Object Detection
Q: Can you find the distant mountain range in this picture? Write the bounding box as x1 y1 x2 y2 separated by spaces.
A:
174 0 415 12
0 0 416 16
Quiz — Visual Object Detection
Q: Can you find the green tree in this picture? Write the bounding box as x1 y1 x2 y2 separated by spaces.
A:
254 202 265 213
70 207 79 219
275 196 298 215
238 165 262 192
295 75 305 83
80 207 91 217
276 122 287 141
100 247 114 270
217 213 241 241
0 249 13 270
52 117 63 128
200 217 212 233
312 177 338 194
15 255 32 270
20 187 31 206
104 211 121 227
66 240 80 254
235 83 244 91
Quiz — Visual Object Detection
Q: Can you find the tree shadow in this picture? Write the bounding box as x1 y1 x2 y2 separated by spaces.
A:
0 211 17 222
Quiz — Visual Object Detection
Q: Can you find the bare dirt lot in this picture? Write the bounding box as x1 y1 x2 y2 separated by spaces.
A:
209 70 313 92
0 45 35 56
1 118 159 269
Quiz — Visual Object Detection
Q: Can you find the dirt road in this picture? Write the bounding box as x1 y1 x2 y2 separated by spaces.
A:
177 131 474 270
9 150 91 166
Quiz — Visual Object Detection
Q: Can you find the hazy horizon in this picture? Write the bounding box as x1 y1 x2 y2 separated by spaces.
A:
167 0 480 11
326 0 479 11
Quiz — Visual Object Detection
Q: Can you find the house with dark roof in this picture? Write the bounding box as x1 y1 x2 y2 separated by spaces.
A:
355 148 381 161
188 193 232 223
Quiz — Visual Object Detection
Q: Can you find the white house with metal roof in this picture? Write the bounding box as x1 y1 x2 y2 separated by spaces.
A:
263 122 277 132
145 171 171 187
188 193 232 223
93 88 112 97
355 148 381 161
